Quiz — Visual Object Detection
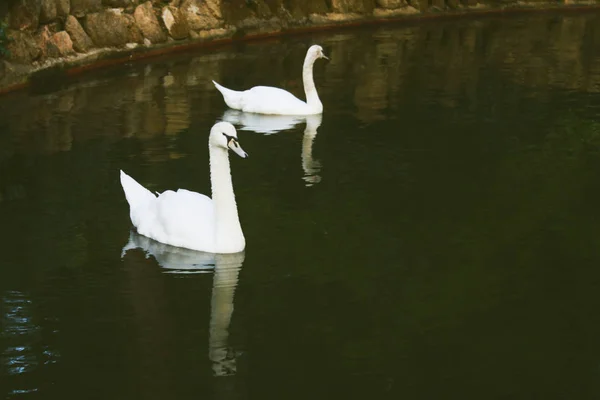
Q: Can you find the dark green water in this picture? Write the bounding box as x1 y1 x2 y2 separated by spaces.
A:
3 11 600 399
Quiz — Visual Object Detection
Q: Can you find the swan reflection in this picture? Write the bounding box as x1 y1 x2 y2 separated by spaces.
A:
121 231 244 376
221 111 323 186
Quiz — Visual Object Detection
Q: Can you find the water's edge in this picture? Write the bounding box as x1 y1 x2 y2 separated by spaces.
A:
1 1 600 95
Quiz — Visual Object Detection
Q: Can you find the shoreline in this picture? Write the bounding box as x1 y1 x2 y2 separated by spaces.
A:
1 2 599 96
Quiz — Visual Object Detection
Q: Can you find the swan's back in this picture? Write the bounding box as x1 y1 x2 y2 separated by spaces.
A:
242 86 309 115
213 80 311 115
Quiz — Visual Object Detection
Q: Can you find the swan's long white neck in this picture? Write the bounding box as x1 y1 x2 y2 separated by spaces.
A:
209 145 245 253
303 54 322 113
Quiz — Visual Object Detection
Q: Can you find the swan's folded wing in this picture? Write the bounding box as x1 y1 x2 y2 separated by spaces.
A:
151 189 216 251
242 86 307 114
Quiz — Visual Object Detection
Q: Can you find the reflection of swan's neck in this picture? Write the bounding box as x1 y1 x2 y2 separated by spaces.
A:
209 146 245 253
303 55 322 113
301 116 322 186
209 253 244 376
302 127 317 173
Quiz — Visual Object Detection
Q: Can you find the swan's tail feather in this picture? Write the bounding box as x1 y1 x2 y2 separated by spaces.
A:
120 170 156 212
212 80 243 110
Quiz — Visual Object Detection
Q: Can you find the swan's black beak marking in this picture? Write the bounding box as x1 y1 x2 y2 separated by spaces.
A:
224 133 249 158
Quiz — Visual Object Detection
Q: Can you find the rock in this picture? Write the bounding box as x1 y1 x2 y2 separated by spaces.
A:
376 0 405 8
192 27 232 40
35 25 55 59
134 2 167 44
180 0 221 31
70 0 102 18
9 0 41 31
161 6 189 40
45 21 63 34
45 42 61 58
6 30 41 63
65 15 94 52
84 9 144 47
373 5 418 15
235 16 282 35
40 0 57 23
102 0 139 7
205 0 222 19
246 0 272 18
50 31 75 56
56 0 70 17
409 0 427 10
330 0 375 13
285 0 329 18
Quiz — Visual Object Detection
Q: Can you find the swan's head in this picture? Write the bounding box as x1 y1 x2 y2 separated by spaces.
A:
210 122 249 158
307 44 329 61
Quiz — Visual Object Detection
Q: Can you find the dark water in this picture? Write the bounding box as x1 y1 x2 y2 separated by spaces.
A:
3 11 600 399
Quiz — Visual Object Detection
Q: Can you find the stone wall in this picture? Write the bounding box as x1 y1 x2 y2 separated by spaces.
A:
0 0 599 93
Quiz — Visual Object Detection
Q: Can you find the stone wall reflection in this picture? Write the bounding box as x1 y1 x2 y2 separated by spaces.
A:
2 14 600 156
0 52 228 162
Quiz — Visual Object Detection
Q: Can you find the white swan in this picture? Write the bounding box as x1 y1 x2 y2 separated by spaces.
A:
120 121 248 254
212 44 328 116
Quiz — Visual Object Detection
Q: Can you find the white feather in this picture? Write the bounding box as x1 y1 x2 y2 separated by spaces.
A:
213 45 328 116
120 122 248 254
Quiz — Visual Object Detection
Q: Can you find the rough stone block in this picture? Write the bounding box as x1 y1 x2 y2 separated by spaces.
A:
161 6 190 40
70 0 102 18
84 9 144 47
134 1 167 43
9 0 41 31
65 15 94 52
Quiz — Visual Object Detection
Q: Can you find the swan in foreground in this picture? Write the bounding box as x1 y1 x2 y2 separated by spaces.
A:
212 44 328 115
221 111 323 185
120 122 248 254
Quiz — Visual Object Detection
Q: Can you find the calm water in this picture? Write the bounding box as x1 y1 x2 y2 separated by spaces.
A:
3 11 600 399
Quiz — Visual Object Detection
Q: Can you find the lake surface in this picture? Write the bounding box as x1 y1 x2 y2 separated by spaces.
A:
3 11 600 399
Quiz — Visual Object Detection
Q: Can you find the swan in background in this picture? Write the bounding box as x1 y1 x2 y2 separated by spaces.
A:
213 45 328 115
121 232 245 376
221 111 323 186
120 122 248 254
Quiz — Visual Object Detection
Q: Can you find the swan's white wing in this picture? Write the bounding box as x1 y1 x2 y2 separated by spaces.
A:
137 189 216 252
241 86 309 115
